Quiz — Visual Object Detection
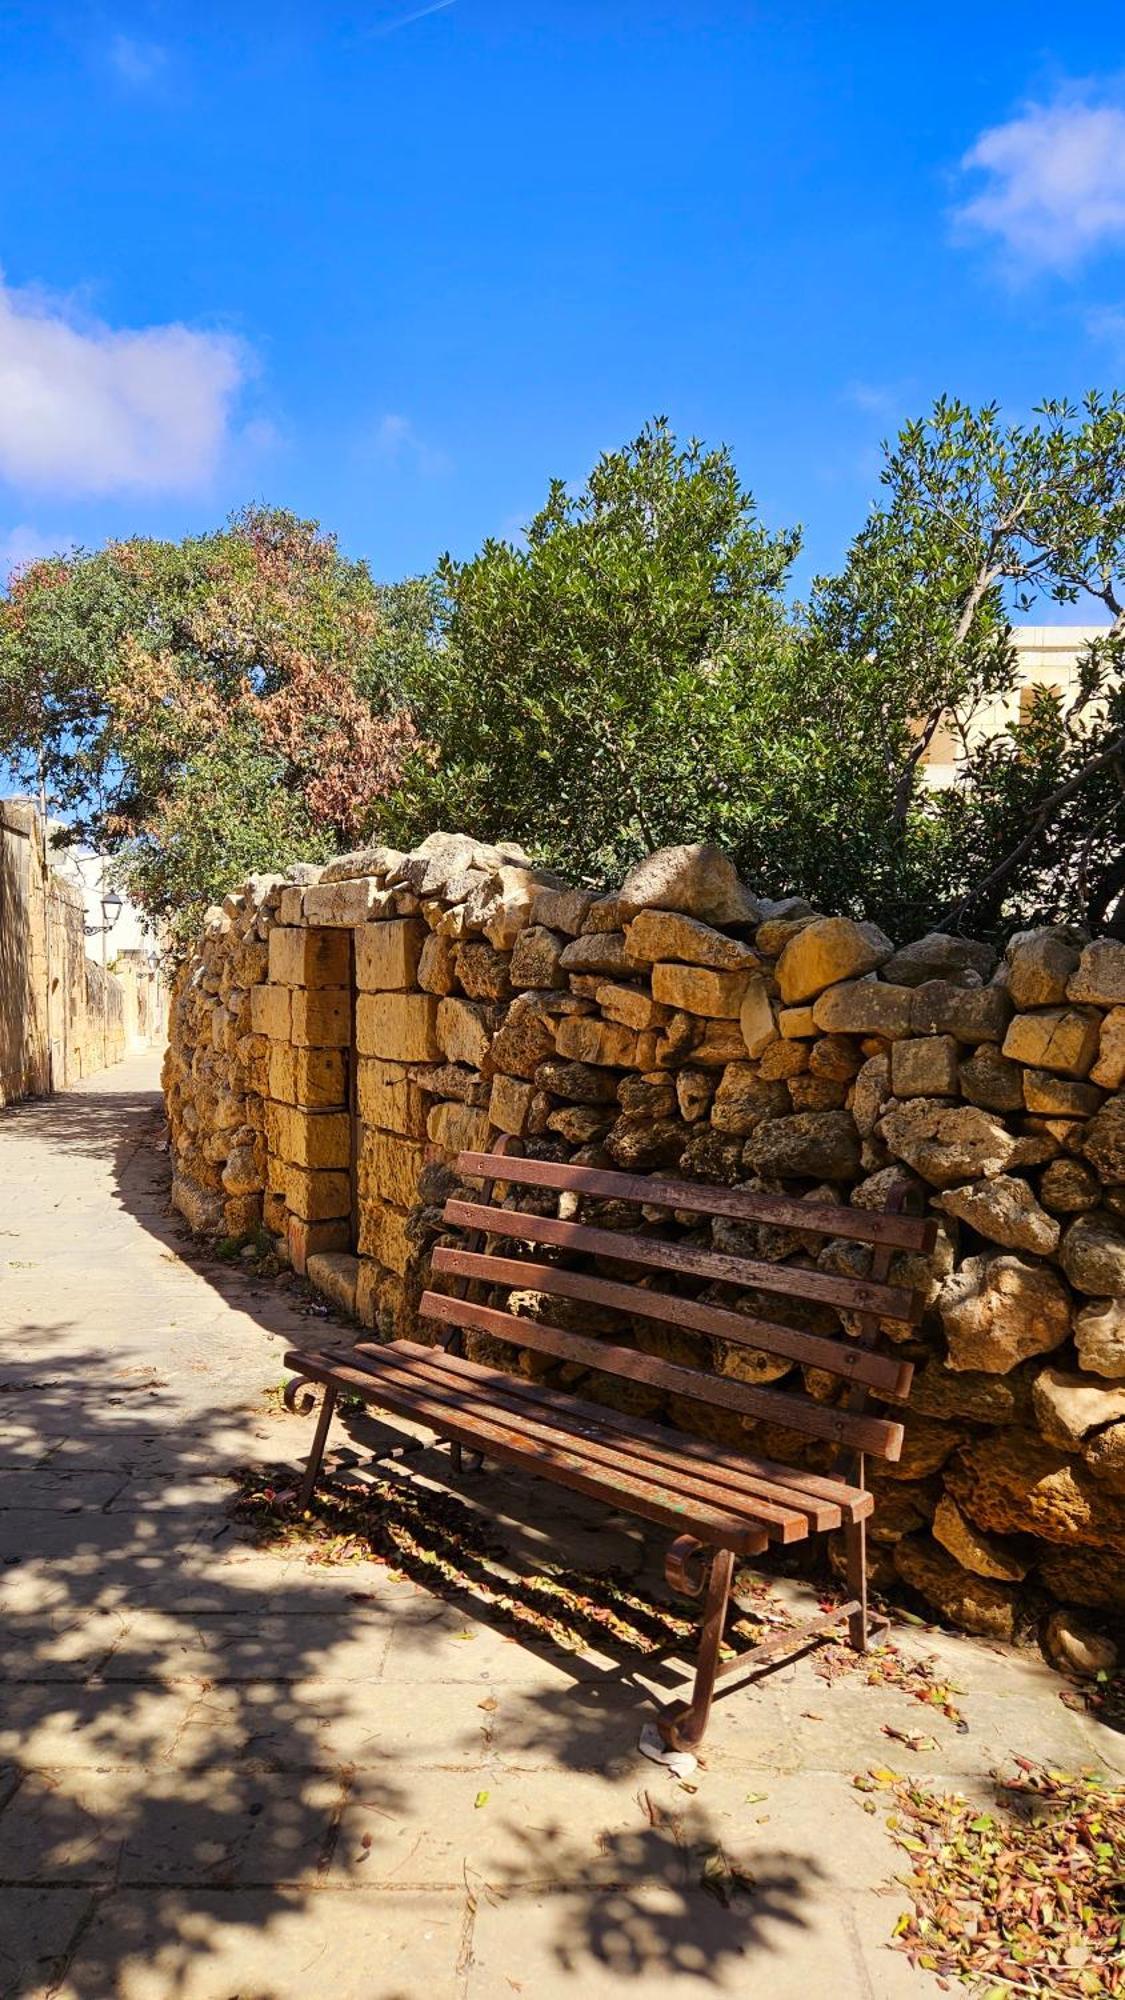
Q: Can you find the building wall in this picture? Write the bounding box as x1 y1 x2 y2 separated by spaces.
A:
165 835 1125 1645
922 625 1109 789
0 799 163 1107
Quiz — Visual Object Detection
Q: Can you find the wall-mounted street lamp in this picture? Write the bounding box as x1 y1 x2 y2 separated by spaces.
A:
84 889 124 1068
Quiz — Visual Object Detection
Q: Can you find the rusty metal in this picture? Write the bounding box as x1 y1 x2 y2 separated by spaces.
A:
657 1546 735 1751
295 1381 337 1511
665 1535 709 1597
283 1373 322 1417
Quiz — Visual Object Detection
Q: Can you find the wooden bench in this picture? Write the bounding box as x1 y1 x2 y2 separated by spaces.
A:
283 1146 935 1749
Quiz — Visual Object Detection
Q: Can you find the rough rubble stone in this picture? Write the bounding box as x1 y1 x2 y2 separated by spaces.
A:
878 1100 1019 1186
1074 1296 1125 1377
1067 938 1125 1008
1059 1210 1125 1294
946 1431 1125 1553
811 978 913 1039
1032 1366 1125 1449
1083 1424 1125 1495
744 1109 861 1180
709 1066 791 1136
883 932 996 988
890 1035 960 1099
938 1252 1071 1373
650 962 752 1019
1039 1542 1125 1607
1002 1005 1101 1078
958 1044 1025 1112
557 931 635 977
931 1492 1029 1581
893 1535 1016 1639
1090 1007 1125 1089
775 916 894 1005
1039 1156 1102 1213
1006 927 1084 1009
933 1175 1060 1255
455 937 513 1002
1022 1068 1102 1117
1080 1094 1125 1184
624 907 759 970
909 980 1012 1044
509 925 566 990
617 842 760 926
739 975 778 1058
1041 1610 1118 1677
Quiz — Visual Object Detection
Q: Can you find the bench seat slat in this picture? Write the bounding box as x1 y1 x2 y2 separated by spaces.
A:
366 1340 847 1532
455 1151 937 1254
420 1291 905 1460
443 1199 921 1325
431 1246 913 1399
282 1344 771 1554
342 1345 815 1542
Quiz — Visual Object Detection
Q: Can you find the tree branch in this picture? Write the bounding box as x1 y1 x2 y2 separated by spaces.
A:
937 730 1125 926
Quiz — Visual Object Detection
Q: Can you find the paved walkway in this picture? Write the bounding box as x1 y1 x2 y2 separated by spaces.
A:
1 1055 1121 1999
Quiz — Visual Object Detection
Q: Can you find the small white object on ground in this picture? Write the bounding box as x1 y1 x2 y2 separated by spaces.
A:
638 1720 697 1778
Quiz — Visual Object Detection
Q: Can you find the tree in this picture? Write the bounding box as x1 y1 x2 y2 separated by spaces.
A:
385 419 800 875
0 508 433 942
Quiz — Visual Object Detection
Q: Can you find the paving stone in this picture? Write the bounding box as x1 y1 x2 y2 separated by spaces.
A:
0 1887 91 1999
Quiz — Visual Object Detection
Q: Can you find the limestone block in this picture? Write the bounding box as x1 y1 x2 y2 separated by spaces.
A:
893 1535 1015 1639
291 988 351 1049
222 1193 262 1237
882 932 996 988
1091 1008 1125 1089
489 1004 556 1078
509 924 566 989
356 991 440 1062
455 937 513 1000
488 1073 535 1137
788 1073 846 1111
739 975 778 1056
775 916 893 1005
302 877 387 926
287 1215 351 1275
306 1250 360 1317
268 926 350 988
1022 1068 1102 1117
676 1069 714 1122
1001 1005 1100 1077
958 1045 1024 1111
557 931 635 977
249 984 292 1039
624 908 759 970
650 962 751 1019
933 1174 1059 1255
536 1057 620 1104
1067 938 1125 1008
851 1053 890 1137
812 979 913 1039
1039 1157 1101 1213
358 1130 427 1208
357 1058 427 1138
268 1046 347 1109
760 1038 809 1079
437 996 492 1069
890 1034 960 1098
272 1106 350 1170
909 980 1011 1044
355 918 426 992
938 1251 1071 1372
529 884 593 935
618 842 760 925
595 981 666 1030
427 1100 493 1154
1059 1211 1125 1293
1006 927 1082 1008
171 1175 224 1235
931 1493 1029 1581
278 886 305 925
357 1200 413 1275
1041 1610 1118 1678
743 1109 861 1180
262 1188 288 1236
778 1004 816 1038
284 1166 351 1221
418 931 458 996
554 1014 639 1067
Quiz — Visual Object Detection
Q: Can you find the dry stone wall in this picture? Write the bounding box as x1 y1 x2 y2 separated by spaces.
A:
164 832 1125 1656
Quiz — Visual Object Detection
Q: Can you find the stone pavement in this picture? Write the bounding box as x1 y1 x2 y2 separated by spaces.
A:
1 1054 1122 2000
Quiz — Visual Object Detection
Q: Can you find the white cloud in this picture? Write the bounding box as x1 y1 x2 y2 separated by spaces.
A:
369 412 451 477
0 273 248 496
953 93 1125 271
109 35 167 87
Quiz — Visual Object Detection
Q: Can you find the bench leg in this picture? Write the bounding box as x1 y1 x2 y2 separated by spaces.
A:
844 1515 869 1653
657 1547 734 1753
296 1384 337 1511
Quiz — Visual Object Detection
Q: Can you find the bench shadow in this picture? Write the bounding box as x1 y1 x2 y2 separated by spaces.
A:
0 1076 834 1995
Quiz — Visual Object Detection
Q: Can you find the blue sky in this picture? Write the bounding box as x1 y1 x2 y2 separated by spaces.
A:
1 1 1124 603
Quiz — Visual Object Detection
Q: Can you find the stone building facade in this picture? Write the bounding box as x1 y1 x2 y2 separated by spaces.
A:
164 833 1125 1647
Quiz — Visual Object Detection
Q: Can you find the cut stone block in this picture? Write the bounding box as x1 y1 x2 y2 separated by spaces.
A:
357 1200 412 1275
1002 1005 1101 1077
426 1100 493 1154
270 1105 351 1170
249 984 291 1039
436 996 492 1068
358 1129 427 1208
355 918 426 992
357 1058 427 1138
650 962 751 1019
301 877 387 925
356 992 440 1062
813 979 913 1038
268 1045 347 1109
306 1250 360 1317
554 1014 639 1067
488 1073 535 1136
287 1215 351 1275
890 1034 960 1098
268 925 351 988
291 988 351 1049
284 1166 352 1221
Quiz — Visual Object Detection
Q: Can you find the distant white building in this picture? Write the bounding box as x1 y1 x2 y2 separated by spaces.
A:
922 625 1110 789
45 836 156 958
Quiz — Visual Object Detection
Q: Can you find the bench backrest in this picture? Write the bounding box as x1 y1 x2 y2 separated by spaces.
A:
420 1148 935 1466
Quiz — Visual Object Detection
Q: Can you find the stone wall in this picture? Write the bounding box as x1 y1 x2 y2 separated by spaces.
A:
164 833 1125 1653
0 799 151 1105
